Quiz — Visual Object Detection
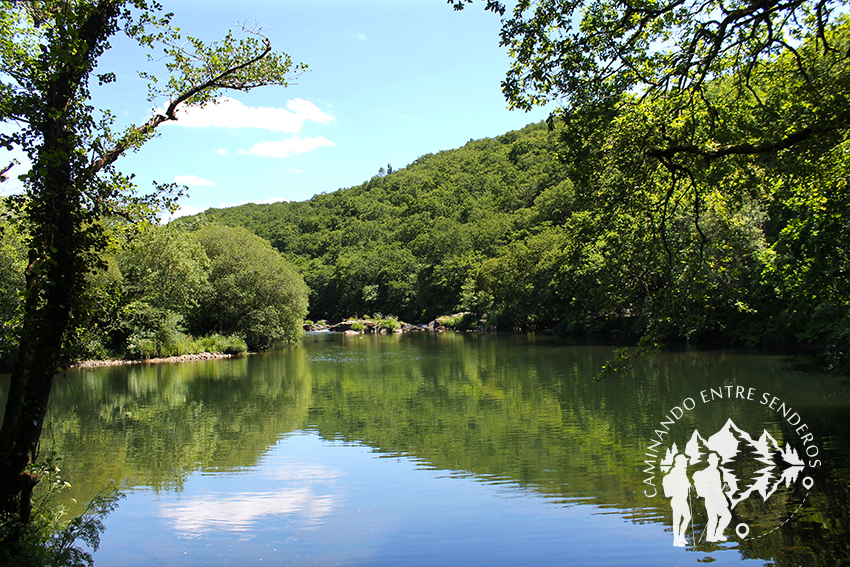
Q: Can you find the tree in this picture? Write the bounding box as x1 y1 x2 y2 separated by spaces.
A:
117 224 210 314
450 0 849 198
0 203 26 371
452 0 850 351
111 223 211 358
0 0 305 534
451 0 846 115
190 225 309 350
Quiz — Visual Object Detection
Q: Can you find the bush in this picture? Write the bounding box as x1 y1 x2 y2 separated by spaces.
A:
122 305 187 359
190 226 309 350
377 316 401 331
436 312 478 330
196 334 248 355
126 336 158 360
0 455 123 567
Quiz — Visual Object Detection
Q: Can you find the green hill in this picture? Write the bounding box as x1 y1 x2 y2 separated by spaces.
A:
193 121 567 325
188 106 850 370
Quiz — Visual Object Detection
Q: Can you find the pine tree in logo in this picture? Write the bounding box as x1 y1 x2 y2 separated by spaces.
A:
660 418 810 546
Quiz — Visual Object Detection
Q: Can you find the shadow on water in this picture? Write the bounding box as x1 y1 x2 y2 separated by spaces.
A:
3 332 850 566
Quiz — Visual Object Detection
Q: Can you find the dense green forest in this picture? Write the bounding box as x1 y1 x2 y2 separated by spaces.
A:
176 19 849 371
0 217 309 368
1 19 848 372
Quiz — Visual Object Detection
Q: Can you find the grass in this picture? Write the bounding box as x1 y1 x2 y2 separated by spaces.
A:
436 312 479 330
126 333 248 360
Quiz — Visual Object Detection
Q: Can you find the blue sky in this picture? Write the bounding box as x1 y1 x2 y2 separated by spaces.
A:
3 1 553 218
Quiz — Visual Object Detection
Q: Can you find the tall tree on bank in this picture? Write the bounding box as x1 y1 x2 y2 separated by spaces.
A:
451 0 848 153
0 0 305 530
452 0 850 355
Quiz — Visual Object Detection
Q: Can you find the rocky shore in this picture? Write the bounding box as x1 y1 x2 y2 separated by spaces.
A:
304 319 424 334
70 351 239 368
304 312 486 334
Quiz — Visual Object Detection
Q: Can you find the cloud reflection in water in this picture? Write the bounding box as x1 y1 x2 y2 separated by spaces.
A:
159 463 342 537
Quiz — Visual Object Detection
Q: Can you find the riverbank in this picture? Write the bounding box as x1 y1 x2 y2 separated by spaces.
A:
70 351 241 368
72 313 488 368
304 312 488 334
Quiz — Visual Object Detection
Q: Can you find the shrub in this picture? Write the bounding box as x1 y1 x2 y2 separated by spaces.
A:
190 226 309 350
436 312 478 330
0 454 123 567
126 336 157 360
197 334 248 355
377 316 401 331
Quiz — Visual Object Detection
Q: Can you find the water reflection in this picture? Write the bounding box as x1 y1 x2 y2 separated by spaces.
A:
160 460 341 537
2 332 849 566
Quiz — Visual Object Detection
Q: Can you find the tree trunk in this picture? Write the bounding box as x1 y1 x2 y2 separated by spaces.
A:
0 138 80 525
0 1 114 524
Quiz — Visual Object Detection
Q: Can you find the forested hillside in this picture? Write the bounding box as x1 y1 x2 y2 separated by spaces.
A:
193 121 563 324
189 19 850 370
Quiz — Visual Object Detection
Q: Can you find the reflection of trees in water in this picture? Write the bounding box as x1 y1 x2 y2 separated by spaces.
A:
23 333 850 565
307 334 850 565
40 348 311 514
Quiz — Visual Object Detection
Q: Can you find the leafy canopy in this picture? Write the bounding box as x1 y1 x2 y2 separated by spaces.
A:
0 0 308 544
451 0 849 165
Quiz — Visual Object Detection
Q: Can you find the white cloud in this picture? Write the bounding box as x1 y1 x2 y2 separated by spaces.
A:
240 135 335 158
174 174 215 186
159 463 341 536
170 97 333 132
160 489 337 536
357 33 366 41
215 148 229 155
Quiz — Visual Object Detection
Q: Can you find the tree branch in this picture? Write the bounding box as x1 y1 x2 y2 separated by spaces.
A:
646 124 820 160
86 31 275 178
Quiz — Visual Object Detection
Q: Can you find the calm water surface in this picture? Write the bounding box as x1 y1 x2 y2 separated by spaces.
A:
11 332 850 566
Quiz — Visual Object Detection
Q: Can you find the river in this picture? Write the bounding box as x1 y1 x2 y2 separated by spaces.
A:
11 332 850 566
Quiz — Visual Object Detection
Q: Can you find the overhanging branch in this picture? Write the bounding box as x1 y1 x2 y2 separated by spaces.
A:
85 32 275 178
646 124 820 160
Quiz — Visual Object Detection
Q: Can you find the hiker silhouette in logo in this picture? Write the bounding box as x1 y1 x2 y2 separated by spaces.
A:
662 453 691 547
692 452 732 542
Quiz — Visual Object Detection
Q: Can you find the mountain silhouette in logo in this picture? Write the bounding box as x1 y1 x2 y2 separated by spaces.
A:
684 429 712 465
678 419 803 508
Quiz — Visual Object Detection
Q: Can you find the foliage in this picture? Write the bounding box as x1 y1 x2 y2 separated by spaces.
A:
0 0 306 530
190 225 309 350
438 1 850 369
109 225 211 359
435 312 478 330
0 203 25 371
452 0 848 151
0 453 123 567
376 316 401 332
0 217 290 361
117 225 211 315
195 334 249 356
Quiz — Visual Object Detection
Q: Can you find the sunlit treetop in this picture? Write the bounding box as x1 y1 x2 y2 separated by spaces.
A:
450 0 847 110
0 0 306 220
